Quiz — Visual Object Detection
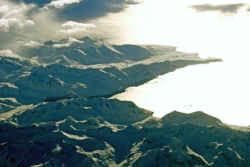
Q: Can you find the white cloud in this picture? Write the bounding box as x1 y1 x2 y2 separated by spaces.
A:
0 1 97 50
68 37 83 43
0 3 35 33
47 0 82 8
25 41 44 48
25 20 35 26
0 2 38 50
59 21 96 35
0 49 21 59
3 8 24 19
0 18 23 32
61 21 96 29
52 42 70 48
52 37 83 48
0 5 9 14
0 0 141 50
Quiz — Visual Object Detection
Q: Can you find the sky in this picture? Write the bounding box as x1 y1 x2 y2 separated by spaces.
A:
0 0 142 50
0 0 249 52
1 0 250 52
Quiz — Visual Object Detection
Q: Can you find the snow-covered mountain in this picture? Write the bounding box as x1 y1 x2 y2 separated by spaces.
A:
1 98 250 166
1 37 221 103
2 37 247 166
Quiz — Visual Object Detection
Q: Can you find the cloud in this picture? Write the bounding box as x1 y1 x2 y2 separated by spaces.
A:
10 0 53 7
0 3 35 31
0 49 21 59
68 37 83 43
61 21 95 29
59 21 96 35
0 18 23 32
3 7 24 19
125 0 141 4
189 3 246 14
0 5 9 13
0 11 35 32
52 37 82 48
52 42 70 48
47 0 82 8
0 0 140 51
59 0 141 21
24 20 35 26
24 40 44 48
12 0 141 21
0 2 37 50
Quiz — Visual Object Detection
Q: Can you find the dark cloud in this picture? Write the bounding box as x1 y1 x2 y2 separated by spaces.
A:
59 0 140 21
10 0 53 7
11 0 141 21
189 3 246 14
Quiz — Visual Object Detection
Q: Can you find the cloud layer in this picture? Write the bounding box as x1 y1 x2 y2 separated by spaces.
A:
11 0 141 20
189 3 246 14
0 1 37 50
58 0 141 21
0 0 141 50
59 21 96 35
46 0 82 8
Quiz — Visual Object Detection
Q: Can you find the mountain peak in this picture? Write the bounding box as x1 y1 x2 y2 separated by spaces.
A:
160 110 223 127
80 36 94 42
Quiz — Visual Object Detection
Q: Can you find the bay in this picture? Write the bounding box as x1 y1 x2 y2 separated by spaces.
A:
111 61 250 126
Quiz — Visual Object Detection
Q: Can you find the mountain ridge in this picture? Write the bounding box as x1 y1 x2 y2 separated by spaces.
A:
2 37 245 167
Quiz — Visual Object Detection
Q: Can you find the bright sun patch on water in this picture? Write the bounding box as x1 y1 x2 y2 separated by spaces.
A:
111 62 250 126
102 0 250 126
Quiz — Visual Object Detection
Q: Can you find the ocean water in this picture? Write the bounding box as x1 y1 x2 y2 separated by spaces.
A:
111 61 250 126
91 0 250 126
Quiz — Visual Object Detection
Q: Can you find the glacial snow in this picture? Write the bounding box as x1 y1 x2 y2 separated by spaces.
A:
2 37 249 166
1 100 250 166
0 37 221 102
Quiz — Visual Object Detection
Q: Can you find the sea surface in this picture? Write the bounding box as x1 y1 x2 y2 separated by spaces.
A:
111 61 250 126
91 0 250 126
